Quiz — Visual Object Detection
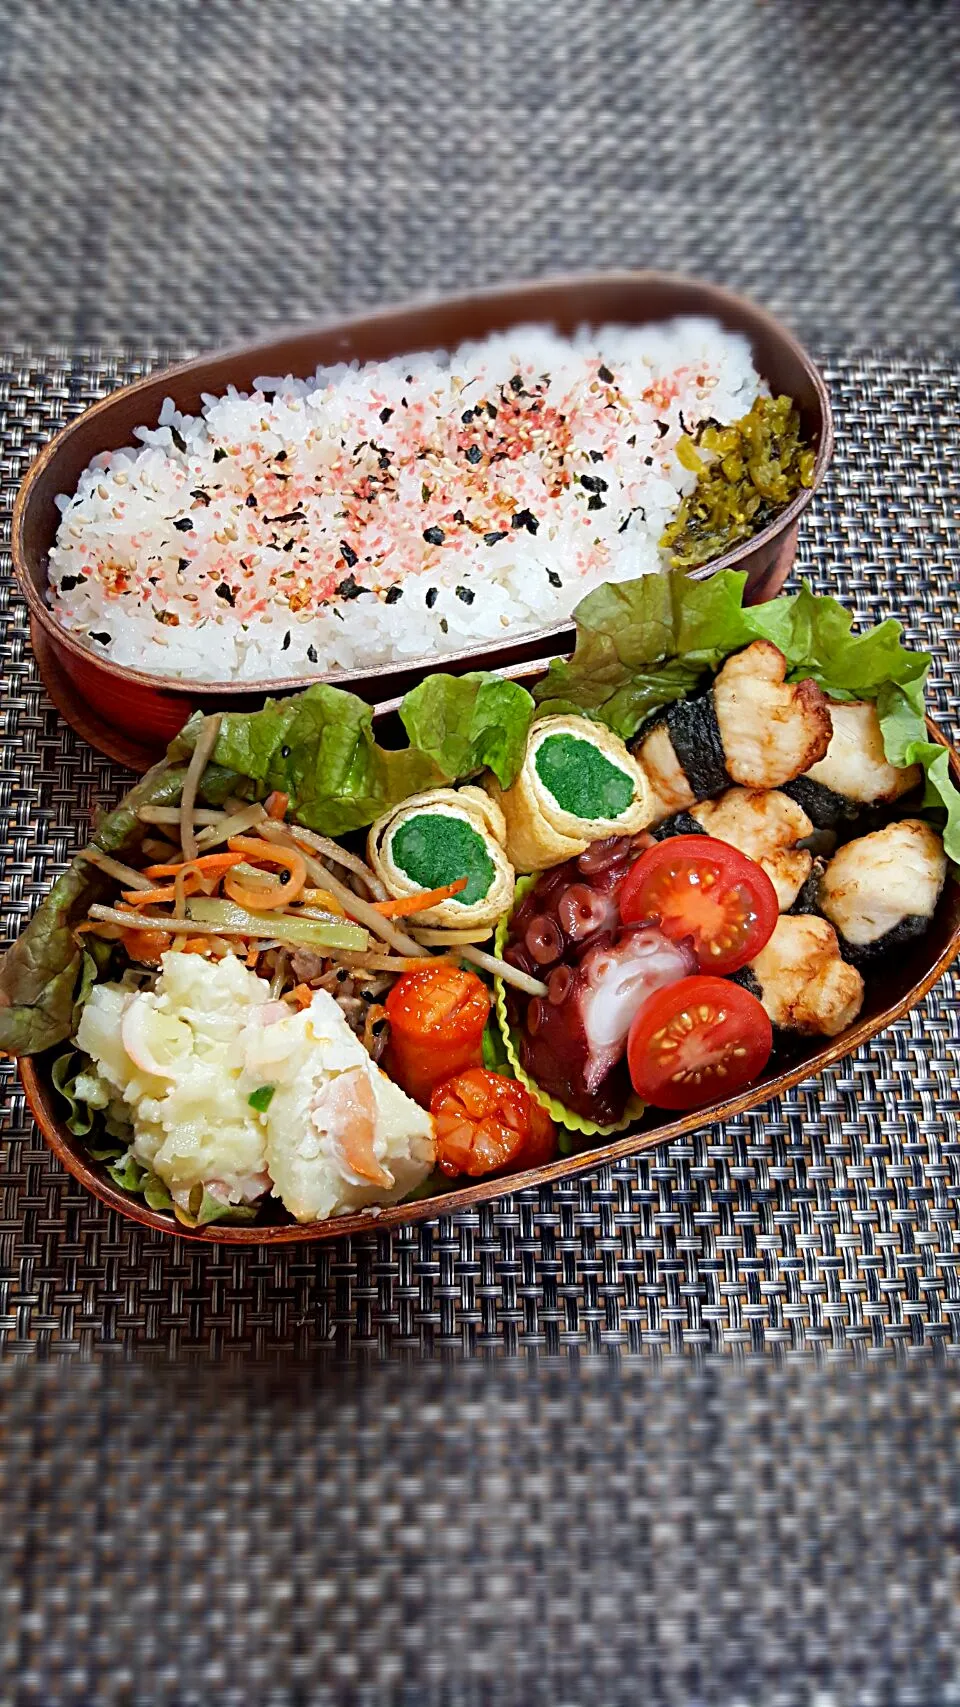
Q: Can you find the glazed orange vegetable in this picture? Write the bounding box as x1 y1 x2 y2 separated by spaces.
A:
384 967 491 1107
430 1069 557 1178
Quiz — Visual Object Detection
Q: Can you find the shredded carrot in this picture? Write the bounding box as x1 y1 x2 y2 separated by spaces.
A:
290 983 314 1009
121 873 204 908
224 836 307 910
142 852 244 879
265 791 290 820
301 887 346 916
182 935 221 956
373 877 468 917
245 945 260 967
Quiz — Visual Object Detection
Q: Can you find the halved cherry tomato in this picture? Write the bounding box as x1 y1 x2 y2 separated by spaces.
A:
619 835 777 975
627 974 773 1111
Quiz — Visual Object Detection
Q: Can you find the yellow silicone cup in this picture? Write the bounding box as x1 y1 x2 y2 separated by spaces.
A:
493 875 645 1140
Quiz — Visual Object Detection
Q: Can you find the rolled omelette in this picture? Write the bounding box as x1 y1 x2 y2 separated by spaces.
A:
367 786 515 928
484 715 654 872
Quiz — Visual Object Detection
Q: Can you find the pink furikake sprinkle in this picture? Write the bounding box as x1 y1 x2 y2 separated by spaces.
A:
47 323 764 682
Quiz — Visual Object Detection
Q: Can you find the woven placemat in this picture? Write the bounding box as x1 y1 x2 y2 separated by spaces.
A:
0 0 957 353
1 350 958 1360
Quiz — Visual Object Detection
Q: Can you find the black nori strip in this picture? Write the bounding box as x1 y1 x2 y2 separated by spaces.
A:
384 586 403 604
546 569 562 588
89 631 111 645
423 526 445 545
173 517 193 532
212 447 228 463
579 474 608 493
589 449 604 464
465 444 483 464
484 530 507 545
282 631 291 650
245 493 258 508
190 488 210 505
170 427 187 453
649 810 707 842
587 493 605 512
782 776 861 830
336 575 363 599
215 583 236 606
425 587 438 609
598 364 614 383
510 374 525 392
178 558 190 571
789 858 827 916
307 645 318 664
837 913 932 970
379 407 393 423
340 541 359 568
58 575 80 592
729 966 763 1001
266 509 306 525
664 690 730 798
456 586 475 604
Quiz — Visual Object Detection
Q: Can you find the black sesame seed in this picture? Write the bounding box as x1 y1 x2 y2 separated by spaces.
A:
484 530 508 546
425 587 438 609
465 444 483 465
378 451 391 471
177 557 189 572
245 493 258 508
282 631 291 650
274 449 287 462
598 364 614 383
627 435 637 448
461 408 474 423
423 526 445 546
336 967 349 982
190 488 210 505
644 455 654 466
510 374 525 392
173 517 193 533
212 447 227 463
379 407 393 423
587 493 605 512
170 427 187 453
656 420 669 437
215 583 236 605
337 574 363 599
456 586 475 605
340 541 359 568
58 575 80 592
546 569 562 588
485 402 498 419
281 745 291 759
589 449 604 464
511 508 539 534
283 540 295 552
579 474 608 493
384 586 403 604
89 631 111 645
307 645 318 664
452 509 465 524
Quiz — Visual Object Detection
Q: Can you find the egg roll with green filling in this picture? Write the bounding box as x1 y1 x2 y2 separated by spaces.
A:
367 786 515 928
484 715 654 873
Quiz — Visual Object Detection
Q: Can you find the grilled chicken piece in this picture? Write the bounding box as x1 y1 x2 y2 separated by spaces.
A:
692 787 814 910
634 720 697 821
817 818 946 959
807 701 922 803
744 915 864 1036
712 641 832 789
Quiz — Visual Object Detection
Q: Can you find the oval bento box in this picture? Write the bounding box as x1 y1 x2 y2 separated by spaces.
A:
16 683 960 1246
14 272 834 769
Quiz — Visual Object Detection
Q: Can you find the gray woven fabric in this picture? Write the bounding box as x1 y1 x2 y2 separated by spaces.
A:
1 350 959 1360
0 0 956 352
2 1358 959 1706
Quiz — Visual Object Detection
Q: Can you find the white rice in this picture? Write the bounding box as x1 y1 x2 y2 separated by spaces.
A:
48 319 763 683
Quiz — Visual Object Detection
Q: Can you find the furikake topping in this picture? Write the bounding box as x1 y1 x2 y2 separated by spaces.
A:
660 393 815 569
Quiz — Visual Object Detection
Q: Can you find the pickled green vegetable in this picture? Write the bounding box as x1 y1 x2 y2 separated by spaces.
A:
661 394 815 569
